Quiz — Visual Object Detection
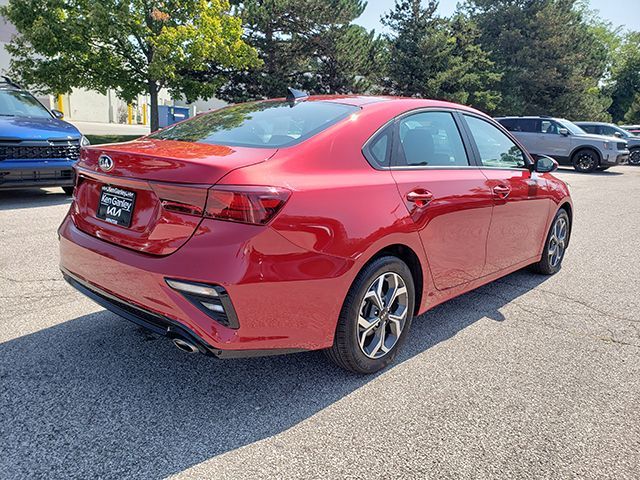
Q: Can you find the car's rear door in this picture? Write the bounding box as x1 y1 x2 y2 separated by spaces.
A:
460 114 552 274
388 109 494 291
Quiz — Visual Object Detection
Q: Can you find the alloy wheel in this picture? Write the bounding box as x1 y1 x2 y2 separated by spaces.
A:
576 152 596 171
548 216 568 268
630 150 640 166
357 272 409 359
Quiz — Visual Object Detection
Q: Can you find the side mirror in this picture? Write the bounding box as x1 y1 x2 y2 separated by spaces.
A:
558 128 569 136
51 109 64 119
534 155 558 173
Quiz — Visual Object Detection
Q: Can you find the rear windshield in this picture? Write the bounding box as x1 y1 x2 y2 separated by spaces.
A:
150 100 359 148
0 90 52 119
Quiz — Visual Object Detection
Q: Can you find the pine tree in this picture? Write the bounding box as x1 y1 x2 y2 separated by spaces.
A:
381 0 501 112
218 0 382 102
462 0 612 119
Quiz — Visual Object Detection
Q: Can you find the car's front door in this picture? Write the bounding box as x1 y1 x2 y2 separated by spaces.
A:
389 110 494 291
461 114 553 274
538 119 572 162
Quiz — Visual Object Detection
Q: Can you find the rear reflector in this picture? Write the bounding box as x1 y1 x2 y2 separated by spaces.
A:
205 186 291 225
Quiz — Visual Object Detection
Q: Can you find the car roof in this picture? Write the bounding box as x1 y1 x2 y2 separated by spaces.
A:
496 116 561 121
265 95 489 119
574 121 615 126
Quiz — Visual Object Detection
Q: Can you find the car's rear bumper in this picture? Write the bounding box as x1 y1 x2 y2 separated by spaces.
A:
0 160 75 189
58 215 355 354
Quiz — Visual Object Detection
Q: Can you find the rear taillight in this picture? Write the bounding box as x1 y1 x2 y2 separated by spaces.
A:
150 183 209 216
204 186 291 225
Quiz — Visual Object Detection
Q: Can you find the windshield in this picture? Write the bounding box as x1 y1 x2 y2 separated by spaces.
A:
557 119 586 135
0 90 52 119
612 125 632 138
150 100 359 148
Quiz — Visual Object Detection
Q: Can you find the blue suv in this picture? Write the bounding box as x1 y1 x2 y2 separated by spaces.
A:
0 77 88 194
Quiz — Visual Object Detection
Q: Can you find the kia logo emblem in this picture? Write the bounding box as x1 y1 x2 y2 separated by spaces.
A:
98 155 114 172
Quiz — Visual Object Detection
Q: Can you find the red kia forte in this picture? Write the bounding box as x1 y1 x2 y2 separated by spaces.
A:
59 92 572 373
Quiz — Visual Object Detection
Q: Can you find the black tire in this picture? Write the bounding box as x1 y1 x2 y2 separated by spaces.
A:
62 186 74 195
530 209 571 275
325 256 415 374
572 149 599 173
629 148 640 166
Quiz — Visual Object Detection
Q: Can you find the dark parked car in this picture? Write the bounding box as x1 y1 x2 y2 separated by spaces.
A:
497 116 628 172
0 77 89 193
60 93 572 373
576 122 640 166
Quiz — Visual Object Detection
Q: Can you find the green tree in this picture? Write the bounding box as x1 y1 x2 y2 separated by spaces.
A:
0 0 259 131
462 0 612 120
381 0 501 112
606 32 640 123
219 0 382 102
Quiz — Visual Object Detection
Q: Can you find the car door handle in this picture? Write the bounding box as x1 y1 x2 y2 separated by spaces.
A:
493 185 511 198
406 189 434 207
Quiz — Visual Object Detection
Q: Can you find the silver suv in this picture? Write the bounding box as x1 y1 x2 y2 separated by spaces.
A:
575 122 640 166
497 116 629 173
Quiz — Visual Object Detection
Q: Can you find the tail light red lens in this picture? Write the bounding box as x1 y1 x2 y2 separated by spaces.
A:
205 186 291 225
150 183 210 216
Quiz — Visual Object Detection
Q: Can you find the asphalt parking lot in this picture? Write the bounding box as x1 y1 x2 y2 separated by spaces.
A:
1 166 639 479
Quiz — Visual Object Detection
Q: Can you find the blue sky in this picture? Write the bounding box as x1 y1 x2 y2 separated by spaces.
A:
355 0 640 33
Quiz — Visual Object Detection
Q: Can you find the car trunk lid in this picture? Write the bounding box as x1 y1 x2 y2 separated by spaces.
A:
70 139 277 255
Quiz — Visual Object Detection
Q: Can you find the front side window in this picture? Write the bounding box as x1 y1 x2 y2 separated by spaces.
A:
150 100 359 148
396 111 469 167
464 115 527 169
540 120 561 134
0 90 52 119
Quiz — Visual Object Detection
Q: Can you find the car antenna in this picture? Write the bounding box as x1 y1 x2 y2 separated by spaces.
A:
286 88 309 104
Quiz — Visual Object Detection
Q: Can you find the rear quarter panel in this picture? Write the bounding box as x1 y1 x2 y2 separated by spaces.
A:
217 103 432 312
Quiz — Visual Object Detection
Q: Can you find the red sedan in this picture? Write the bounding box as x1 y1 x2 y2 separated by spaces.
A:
59 93 572 373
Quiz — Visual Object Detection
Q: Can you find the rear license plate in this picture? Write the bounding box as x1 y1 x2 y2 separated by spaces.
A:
97 185 136 227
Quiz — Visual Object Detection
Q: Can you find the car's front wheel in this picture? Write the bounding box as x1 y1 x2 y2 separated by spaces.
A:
572 149 599 173
326 256 415 374
530 209 571 275
629 148 640 166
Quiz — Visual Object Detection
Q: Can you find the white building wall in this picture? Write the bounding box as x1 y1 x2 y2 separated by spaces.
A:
1 1 225 127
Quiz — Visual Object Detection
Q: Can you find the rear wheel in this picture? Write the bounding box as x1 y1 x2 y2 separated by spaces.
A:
62 186 74 195
530 209 570 275
629 148 640 166
572 149 598 173
325 256 415 374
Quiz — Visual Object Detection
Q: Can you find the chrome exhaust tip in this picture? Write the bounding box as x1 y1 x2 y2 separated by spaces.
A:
172 338 199 354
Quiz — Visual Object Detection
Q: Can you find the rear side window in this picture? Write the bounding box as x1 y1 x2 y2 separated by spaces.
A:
464 115 527 169
364 127 392 168
150 101 359 148
396 112 469 167
498 118 537 133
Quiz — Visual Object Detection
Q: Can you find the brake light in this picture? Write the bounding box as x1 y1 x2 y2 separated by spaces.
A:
150 182 209 216
205 186 291 225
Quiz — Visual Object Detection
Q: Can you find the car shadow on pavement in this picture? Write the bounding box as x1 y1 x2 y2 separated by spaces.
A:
0 270 548 479
0 188 72 210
